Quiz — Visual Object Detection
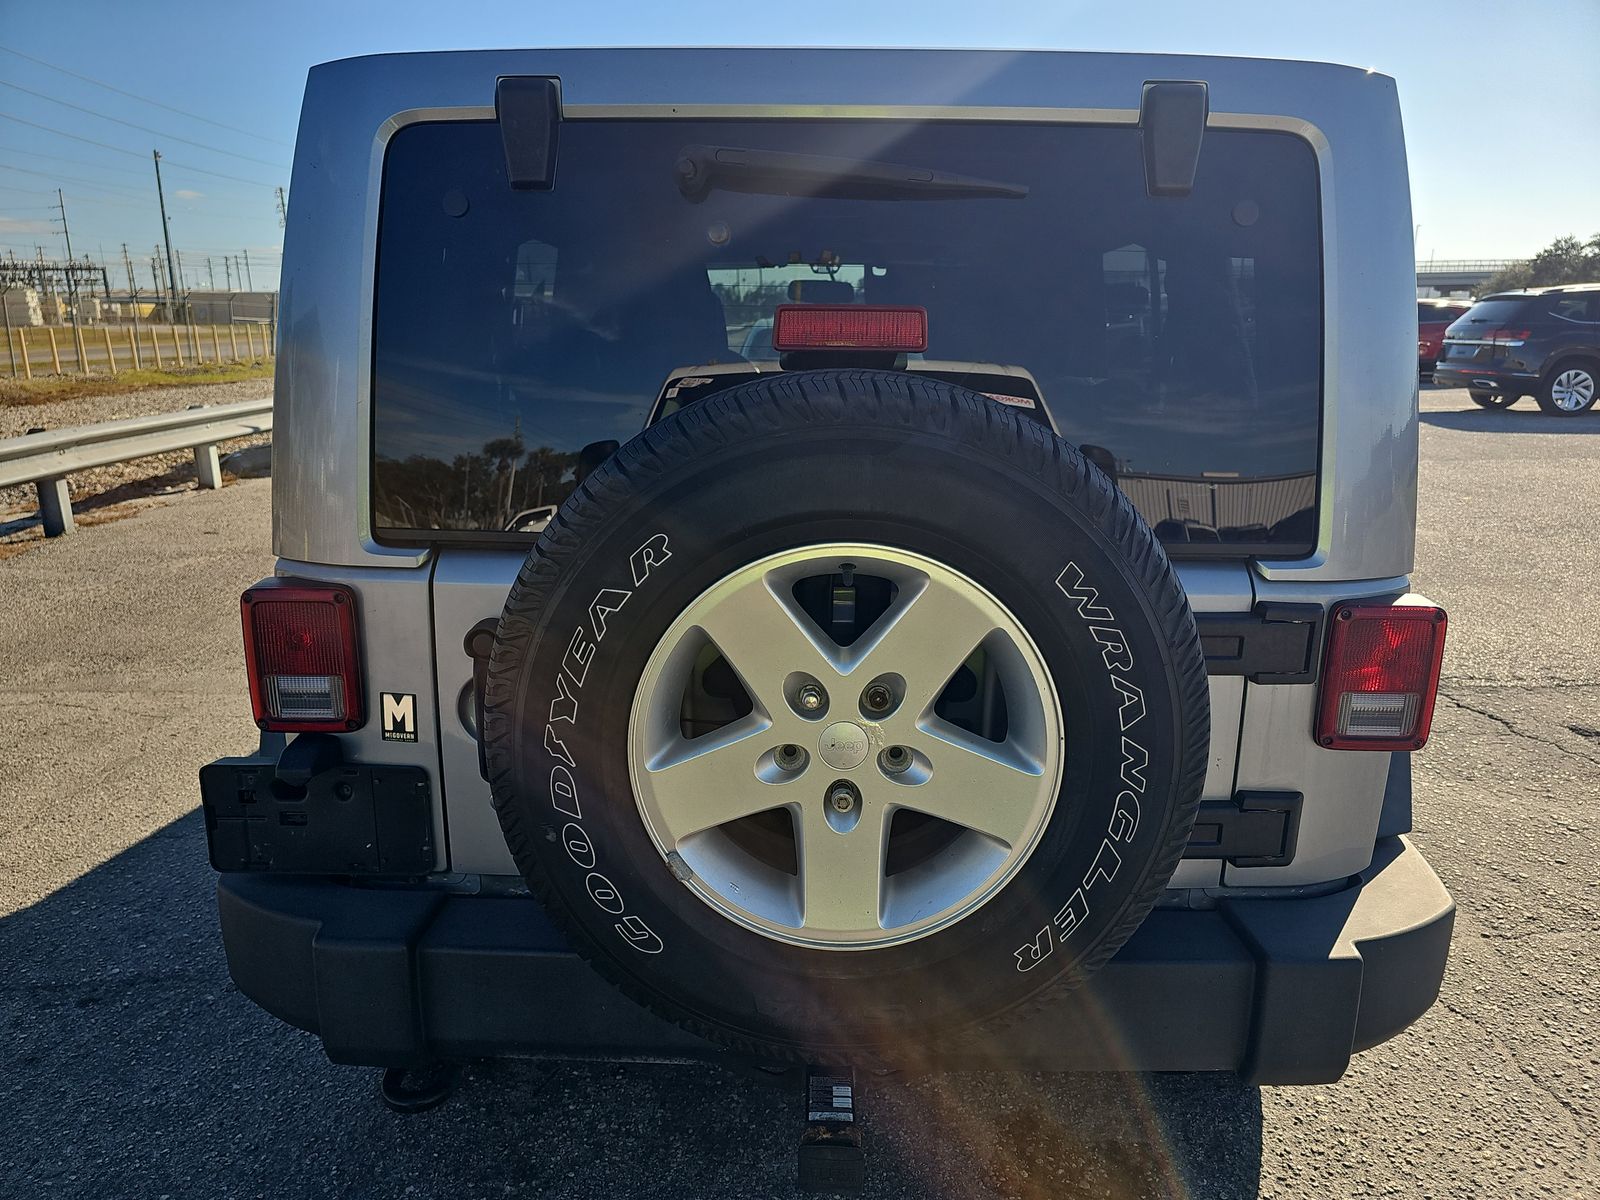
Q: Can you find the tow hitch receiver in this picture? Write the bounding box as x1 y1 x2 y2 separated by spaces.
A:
799 1067 864 1193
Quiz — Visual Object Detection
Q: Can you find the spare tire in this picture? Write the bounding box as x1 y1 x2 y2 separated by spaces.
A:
482 370 1209 1063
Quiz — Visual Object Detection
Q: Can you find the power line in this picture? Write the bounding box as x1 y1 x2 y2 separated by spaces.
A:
0 115 281 189
0 185 64 200
0 112 149 159
0 79 290 170
0 44 291 148
44 192 149 212
0 143 151 179
159 158 282 188
0 163 146 198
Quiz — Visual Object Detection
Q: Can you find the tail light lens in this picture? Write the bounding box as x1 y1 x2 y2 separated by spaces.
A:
241 580 364 732
771 304 928 353
1316 604 1447 751
1483 328 1531 344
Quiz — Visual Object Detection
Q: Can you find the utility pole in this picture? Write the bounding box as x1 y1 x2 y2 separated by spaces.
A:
121 243 143 332
1 267 15 378
152 246 167 318
176 248 188 293
242 249 254 291
55 190 86 373
206 256 215 289
152 150 183 324
274 186 287 229
36 246 52 319
223 256 232 290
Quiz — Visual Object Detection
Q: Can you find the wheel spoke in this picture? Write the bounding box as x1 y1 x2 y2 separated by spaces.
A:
796 800 891 934
629 543 1065 949
850 578 999 715
694 574 839 715
641 714 781 844
903 721 1048 847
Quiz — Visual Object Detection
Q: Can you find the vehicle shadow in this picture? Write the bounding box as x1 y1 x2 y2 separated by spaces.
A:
1419 406 1600 433
0 813 1264 1200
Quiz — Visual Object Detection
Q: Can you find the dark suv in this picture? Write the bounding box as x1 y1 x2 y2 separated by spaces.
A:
1435 284 1600 415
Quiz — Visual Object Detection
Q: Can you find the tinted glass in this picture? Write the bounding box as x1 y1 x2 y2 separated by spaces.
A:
373 120 1323 552
1455 298 1535 327
1546 295 1598 323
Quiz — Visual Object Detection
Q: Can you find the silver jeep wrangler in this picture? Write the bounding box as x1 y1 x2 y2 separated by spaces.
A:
203 48 1454 1116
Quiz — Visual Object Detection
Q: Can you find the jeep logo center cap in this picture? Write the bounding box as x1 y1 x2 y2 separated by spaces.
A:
818 721 870 770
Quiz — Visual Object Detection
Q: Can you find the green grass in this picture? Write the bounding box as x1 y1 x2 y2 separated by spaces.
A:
0 361 274 407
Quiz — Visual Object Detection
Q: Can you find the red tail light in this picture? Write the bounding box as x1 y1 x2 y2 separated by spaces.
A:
241 580 364 732
1316 604 1447 751
1483 328 1531 344
771 304 928 353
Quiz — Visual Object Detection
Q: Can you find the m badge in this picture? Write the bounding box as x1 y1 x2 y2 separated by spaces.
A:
381 692 418 742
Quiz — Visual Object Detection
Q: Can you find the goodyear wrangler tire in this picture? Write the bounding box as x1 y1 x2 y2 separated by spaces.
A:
482 370 1209 1063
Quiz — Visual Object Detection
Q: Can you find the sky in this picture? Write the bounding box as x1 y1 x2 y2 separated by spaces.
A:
3 0 1597 293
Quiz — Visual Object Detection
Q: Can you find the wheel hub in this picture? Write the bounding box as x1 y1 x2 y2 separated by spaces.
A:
1552 369 1594 412
628 543 1064 950
818 721 870 770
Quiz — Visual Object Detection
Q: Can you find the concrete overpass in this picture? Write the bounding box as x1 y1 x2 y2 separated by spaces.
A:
1416 260 1524 294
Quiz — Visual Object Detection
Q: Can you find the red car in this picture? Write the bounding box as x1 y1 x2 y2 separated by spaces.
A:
1418 299 1470 380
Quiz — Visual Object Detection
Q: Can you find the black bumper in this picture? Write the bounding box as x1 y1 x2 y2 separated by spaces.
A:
1433 365 1539 390
216 835 1452 1086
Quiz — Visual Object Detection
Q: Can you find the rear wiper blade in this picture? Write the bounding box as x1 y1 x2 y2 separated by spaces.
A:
674 145 1029 201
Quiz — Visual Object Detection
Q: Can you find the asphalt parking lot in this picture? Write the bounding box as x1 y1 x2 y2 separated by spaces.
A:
1 385 1596 1199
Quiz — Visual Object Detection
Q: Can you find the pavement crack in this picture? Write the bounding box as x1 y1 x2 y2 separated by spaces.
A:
1437 997 1599 1166
1436 689 1600 766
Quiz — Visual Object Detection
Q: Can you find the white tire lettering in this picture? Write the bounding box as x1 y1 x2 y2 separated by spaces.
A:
539 533 675 951
1030 559 1159 960
549 671 579 725
1090 624 1134 672
562 822 596 870
544 725 576 768
1110 790 1140 844
563 625 595 687
586 872 626 914
1055 561 1115 622
1014 926 1053 971
588 587 630 641
550 764 581 819
1110 674 1146 731
629 533 672 586
1053 888 1088 940
1119 737 1149 794
615 914 665 954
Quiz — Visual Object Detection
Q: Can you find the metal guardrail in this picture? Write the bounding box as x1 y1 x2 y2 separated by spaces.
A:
1416 260 1524 273
0 397 272 537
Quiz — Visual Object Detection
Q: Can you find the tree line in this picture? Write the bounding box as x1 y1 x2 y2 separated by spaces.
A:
1481 234 1600 294
374 430 577 532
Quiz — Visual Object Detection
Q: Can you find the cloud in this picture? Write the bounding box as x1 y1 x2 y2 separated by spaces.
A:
174 189 205 200
0 216 51 236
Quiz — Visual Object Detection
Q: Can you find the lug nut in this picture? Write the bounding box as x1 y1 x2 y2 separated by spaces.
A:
775 744 806 771
828 785 857 813
880 745 911 775
862 683 894 714
796 683 826 713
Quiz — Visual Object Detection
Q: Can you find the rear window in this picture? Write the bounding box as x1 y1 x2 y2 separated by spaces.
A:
1454 298 1534 326
372 119 1324 554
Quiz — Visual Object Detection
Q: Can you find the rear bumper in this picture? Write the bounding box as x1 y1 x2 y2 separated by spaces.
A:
1434 365 1540 390
216 835 1452 1086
